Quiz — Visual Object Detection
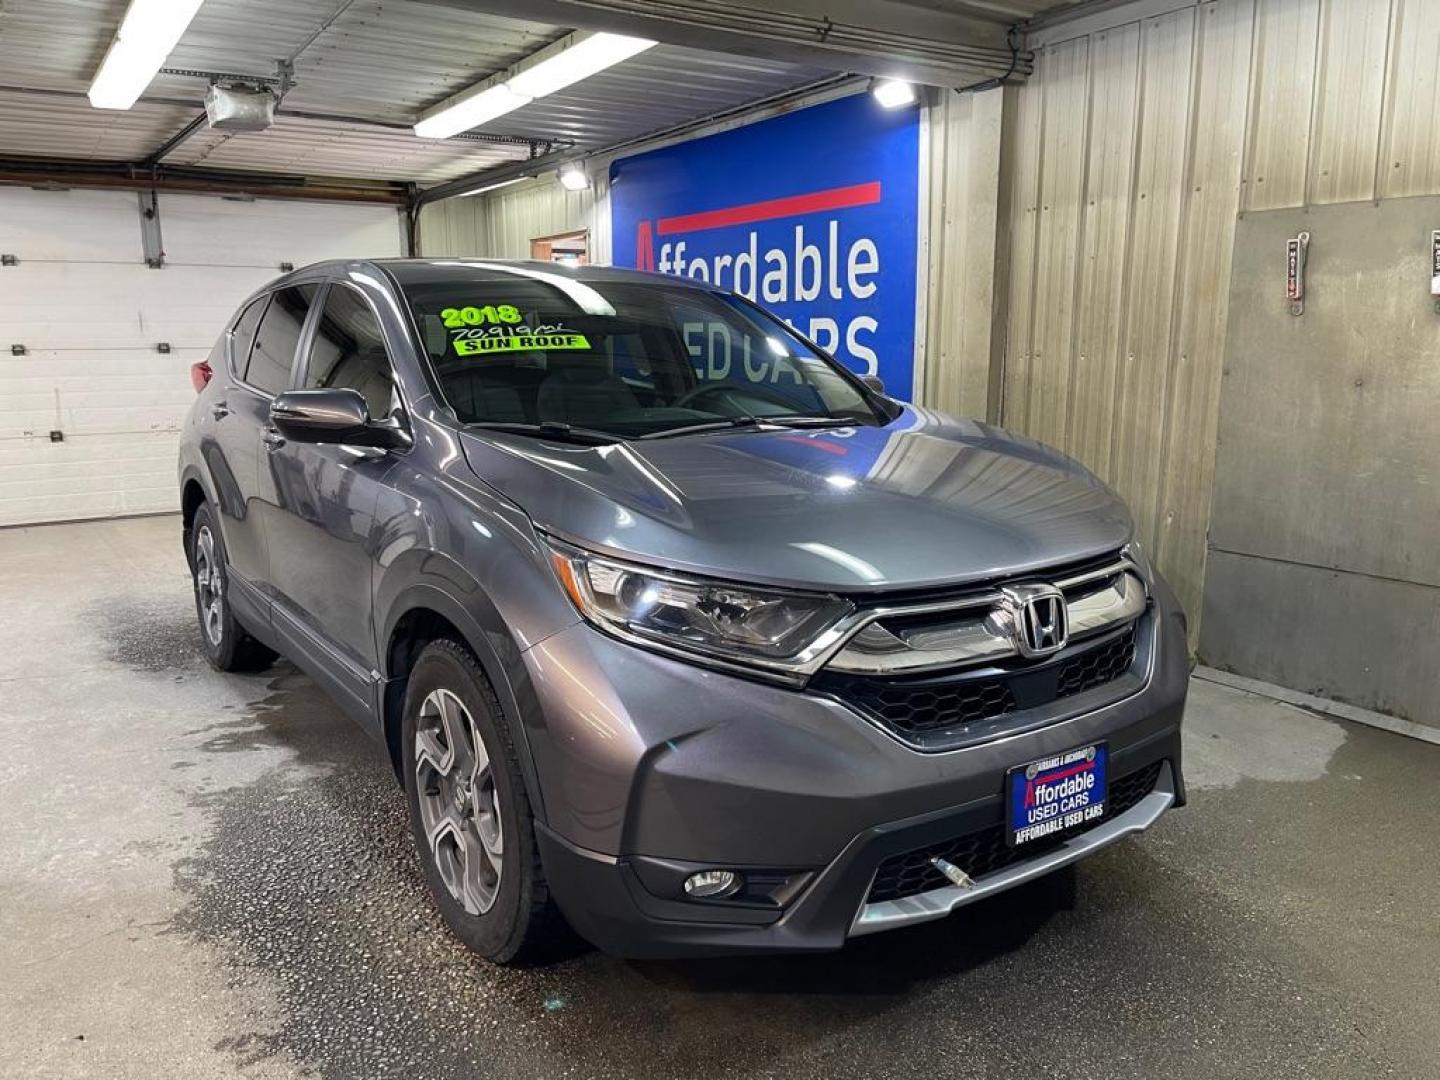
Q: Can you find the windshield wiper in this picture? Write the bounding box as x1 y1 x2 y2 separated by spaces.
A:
761 415 859 428
465 421 621 446
638 416 766 440
640 414 862 440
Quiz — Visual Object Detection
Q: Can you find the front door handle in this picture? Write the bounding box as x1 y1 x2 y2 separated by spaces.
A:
211 401 230 420
261 427 286 451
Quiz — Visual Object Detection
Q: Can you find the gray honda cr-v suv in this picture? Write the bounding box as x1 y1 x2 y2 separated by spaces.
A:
178 258 1187 962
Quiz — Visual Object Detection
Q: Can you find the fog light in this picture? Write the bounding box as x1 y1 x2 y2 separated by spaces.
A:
683 870 742 900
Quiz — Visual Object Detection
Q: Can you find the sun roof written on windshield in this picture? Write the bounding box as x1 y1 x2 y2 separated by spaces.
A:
435 302 593 357
400 276 878 437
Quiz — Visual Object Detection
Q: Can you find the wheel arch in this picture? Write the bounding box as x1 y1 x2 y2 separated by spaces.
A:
379 580 548 824
179 465 218 568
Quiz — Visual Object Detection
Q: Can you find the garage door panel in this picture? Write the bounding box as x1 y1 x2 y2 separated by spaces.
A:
0 189 143 263
1 349 196 438
3 401 192 439
0 186 406 525
4 351 204 386
2 263 271 350
0 434 182 526
161 195 403 267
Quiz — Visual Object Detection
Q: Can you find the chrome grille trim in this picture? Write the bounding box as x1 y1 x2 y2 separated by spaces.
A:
825 558 1146 676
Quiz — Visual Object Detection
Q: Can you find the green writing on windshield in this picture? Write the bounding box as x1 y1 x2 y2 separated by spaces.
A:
453 332 591 357
441 304 522 328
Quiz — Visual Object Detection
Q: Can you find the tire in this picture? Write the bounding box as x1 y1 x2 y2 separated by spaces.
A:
189 502 277 673
401 639 563 964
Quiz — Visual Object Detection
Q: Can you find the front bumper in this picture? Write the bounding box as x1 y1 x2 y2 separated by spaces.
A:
520 577 1189 958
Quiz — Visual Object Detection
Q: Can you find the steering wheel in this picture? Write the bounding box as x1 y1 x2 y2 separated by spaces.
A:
673 383 801 414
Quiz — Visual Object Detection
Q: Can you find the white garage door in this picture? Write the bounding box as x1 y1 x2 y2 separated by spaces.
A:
0 187 403 527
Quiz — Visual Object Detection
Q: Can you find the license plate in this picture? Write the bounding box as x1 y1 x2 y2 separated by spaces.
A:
1007 743 1108 847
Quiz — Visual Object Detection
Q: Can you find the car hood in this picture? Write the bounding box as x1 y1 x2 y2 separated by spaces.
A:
457 406 1133 594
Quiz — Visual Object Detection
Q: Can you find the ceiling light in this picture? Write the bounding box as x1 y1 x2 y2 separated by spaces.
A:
558 165 590 191
415 83 532 140
89 0 205 110
414 31 656 140
872 79 917 109
460 176 528 197
508 33 656 98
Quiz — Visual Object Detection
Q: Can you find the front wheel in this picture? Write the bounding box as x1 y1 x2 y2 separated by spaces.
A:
401 639 564 964
189 503 276 672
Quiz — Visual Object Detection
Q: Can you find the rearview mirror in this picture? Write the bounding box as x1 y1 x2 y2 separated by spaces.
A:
861 375 886 395
270 389 407 449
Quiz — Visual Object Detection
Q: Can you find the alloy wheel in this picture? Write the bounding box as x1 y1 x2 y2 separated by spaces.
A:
414 688 504 915
194 524 225 647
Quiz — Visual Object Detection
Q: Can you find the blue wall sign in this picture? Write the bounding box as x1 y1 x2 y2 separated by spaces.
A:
609 93 921 400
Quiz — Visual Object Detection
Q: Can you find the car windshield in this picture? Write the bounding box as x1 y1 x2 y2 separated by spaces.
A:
396 267 884 439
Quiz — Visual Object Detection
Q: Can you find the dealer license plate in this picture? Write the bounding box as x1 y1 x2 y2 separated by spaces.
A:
1007 743 1108 847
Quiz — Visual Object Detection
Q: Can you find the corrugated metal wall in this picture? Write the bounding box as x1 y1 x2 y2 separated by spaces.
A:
921 87 1005 419
1002 0 1440 633
418 175 610 261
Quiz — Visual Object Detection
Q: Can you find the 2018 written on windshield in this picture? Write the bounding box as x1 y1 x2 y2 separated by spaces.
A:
440 304 522 328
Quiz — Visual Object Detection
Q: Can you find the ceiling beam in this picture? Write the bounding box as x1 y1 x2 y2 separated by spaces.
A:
0 156 409 204
412 0 1030 86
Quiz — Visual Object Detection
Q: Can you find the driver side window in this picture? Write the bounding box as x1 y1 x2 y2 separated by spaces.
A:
304 285 397 420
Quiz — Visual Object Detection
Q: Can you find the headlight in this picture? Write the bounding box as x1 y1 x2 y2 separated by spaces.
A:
544 539 853 678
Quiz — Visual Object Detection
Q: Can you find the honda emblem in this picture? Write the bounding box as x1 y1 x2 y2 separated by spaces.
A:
1002 584 1069 658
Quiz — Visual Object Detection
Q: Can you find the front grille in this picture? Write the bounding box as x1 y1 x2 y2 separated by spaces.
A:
1057 627 1137 696
816 625 1138 746
866 760 1165 904
840 675 1018 735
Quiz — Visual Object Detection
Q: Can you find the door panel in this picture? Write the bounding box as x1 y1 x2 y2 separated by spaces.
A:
1203 197 1440 731
207 296 270 584
262 283 403 715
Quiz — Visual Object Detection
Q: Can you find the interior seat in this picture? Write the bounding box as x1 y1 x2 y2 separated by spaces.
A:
536 354 639 427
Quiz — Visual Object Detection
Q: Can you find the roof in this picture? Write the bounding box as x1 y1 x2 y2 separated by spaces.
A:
0 0 829 187
375 257 710 288
0 0 1090 191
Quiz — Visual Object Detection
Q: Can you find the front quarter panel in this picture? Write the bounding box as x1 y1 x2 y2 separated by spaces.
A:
371 414 581 812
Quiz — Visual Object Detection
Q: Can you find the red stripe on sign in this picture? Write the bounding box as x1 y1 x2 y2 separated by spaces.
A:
655 181 882 236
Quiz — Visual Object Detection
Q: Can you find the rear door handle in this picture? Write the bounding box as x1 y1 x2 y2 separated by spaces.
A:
261 427 286 451
211 401 230 420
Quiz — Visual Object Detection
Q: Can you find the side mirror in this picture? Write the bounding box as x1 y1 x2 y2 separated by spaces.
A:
270 389 407 449
861 374 886 395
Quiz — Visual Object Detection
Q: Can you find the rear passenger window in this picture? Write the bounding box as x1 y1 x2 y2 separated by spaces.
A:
246 285 318 396
229 296 268 377
303 285 396 419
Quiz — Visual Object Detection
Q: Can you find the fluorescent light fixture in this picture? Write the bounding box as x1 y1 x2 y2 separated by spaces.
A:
460 176 528 198
414 83 532 140
88 0 205 110
558 165 590 191
872 79 917 109
414 31 656 140
508 33 657 98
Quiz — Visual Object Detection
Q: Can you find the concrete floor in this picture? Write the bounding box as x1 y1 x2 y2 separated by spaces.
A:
3 516 1437 1080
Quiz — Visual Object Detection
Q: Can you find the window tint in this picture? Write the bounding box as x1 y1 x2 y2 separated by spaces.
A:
246 285 317 396
229 295 268 376
304 286 396 419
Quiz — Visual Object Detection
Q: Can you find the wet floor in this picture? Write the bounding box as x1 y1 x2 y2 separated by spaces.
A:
3 517 1438 1079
